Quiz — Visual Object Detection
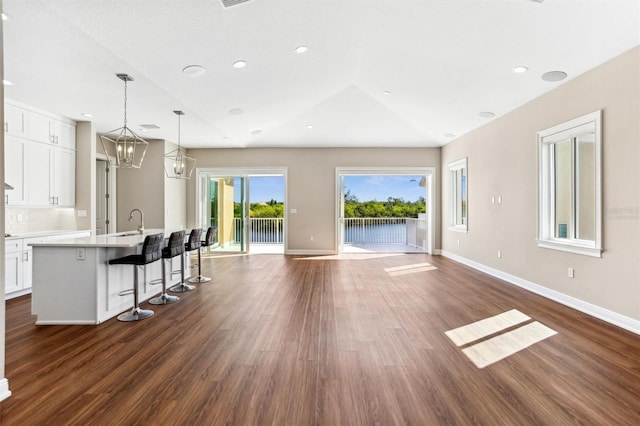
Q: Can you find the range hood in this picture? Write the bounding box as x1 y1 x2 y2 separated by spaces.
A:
5 183 14 190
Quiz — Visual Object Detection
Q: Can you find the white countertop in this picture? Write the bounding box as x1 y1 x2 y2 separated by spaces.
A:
6 229 91 241
29 229 170 248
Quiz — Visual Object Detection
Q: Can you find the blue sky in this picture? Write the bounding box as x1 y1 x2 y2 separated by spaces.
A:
243 175 426 203
344 175 426 202
246 176 285 203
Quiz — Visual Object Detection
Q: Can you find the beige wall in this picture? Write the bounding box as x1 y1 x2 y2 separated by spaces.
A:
117 140 165 231
441 47 640 321
75 121 96 233
117 139 187 232
186 147 441 252
163 141 187 231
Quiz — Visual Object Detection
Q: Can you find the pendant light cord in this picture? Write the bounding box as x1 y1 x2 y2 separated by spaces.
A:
123 78 128 129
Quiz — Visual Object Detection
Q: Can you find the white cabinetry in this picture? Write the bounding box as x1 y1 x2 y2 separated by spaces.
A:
4 100 76 208
5 136 27 206
27 111 76 149
23 141 75 207
53 148 76 206
5 231 91 300
4 240 23 295
4 103 28 138
24 141 53 206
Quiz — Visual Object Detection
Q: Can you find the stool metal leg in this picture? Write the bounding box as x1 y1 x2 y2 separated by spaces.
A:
188 247 211 283
169 252 195 292
149 258 180 305
118 265 154 321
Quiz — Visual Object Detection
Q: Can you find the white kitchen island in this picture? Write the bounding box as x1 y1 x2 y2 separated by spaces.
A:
29 229 190 325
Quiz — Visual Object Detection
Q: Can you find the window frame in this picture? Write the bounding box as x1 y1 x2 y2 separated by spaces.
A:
537 110 602 257
448 157 468 233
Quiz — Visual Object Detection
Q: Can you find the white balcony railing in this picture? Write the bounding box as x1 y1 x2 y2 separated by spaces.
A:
229 216 425 249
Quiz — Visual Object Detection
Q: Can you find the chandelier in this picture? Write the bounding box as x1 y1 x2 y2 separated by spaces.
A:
162 110 196 179
99 74 149 169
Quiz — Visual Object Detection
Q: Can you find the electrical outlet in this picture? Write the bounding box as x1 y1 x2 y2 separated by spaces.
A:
497 250 502 258
491 196 495 204
309 235 314 242
457 240 460 247
76 248 86 260
568 267 574 278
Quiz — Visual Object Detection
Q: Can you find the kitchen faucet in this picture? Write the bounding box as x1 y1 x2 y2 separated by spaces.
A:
128 209 145 234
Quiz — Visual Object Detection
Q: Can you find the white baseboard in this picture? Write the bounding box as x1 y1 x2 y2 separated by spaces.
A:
0 378 11 402
432 249 442 255
441 250 640 336
286 249 336 256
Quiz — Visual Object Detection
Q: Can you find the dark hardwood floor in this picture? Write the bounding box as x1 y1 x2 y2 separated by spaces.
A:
1 252 639 425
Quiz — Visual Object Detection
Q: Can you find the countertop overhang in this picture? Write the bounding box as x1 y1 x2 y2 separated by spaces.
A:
28 229 171 248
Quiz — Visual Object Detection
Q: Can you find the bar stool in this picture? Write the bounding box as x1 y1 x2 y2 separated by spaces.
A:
188 226 216 283
169 228 201 293
109 233 164 322
149 230 185 305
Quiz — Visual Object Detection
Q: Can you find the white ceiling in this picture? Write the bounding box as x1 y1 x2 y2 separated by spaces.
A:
3 0 639 149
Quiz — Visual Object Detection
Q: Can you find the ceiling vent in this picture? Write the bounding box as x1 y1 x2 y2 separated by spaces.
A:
139 124 160 130
221 0 251 8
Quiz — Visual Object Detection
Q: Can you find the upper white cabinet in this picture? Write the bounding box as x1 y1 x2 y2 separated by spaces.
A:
24 141 53 206
4 103 29 138
53 147 76 206
5 136 27 206
4 100 76 208
28 110 76 149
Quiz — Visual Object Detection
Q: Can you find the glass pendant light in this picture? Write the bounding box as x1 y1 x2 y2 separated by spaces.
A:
99 74 149 168
162 110 196 179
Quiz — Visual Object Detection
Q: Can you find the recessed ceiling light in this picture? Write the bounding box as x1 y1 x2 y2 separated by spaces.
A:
1 13 9 21
233 60 247 69
444 133 456 138
513 66 529 74
250 129 263 136
81 112 94 118
228 108 244 115
541 71 568 82
479 111 496 118
306 124 313 129
182 65 206 77
2 80 13 86
295 45 308 54
383 91 391 96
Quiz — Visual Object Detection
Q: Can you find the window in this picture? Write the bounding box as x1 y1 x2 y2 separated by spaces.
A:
448 158 467 232
538 111 602 257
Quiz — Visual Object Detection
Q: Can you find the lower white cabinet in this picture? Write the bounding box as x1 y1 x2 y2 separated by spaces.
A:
5 231 91 299
4 240 24 295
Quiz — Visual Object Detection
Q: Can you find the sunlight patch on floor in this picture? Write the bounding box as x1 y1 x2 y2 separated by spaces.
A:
294 253 407 261
445 309 557 369
384 262 438 276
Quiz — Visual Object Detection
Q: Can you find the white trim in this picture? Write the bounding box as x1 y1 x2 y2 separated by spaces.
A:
35 320 99 325
335 167 436 255
448 226 468 234
537 240 602 258
287 249 336 255
447 157 468 232
433 249 442 255
0 378 11 402
441 251 640 336
537 110 602 257
195 167 288 254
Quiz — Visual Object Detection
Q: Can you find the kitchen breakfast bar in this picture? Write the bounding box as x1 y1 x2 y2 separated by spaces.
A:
29 229 190 325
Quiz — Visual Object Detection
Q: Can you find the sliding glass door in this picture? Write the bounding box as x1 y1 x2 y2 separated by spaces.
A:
197 168 287 254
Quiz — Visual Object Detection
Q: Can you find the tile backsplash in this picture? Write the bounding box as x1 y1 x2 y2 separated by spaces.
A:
5 208 78 235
